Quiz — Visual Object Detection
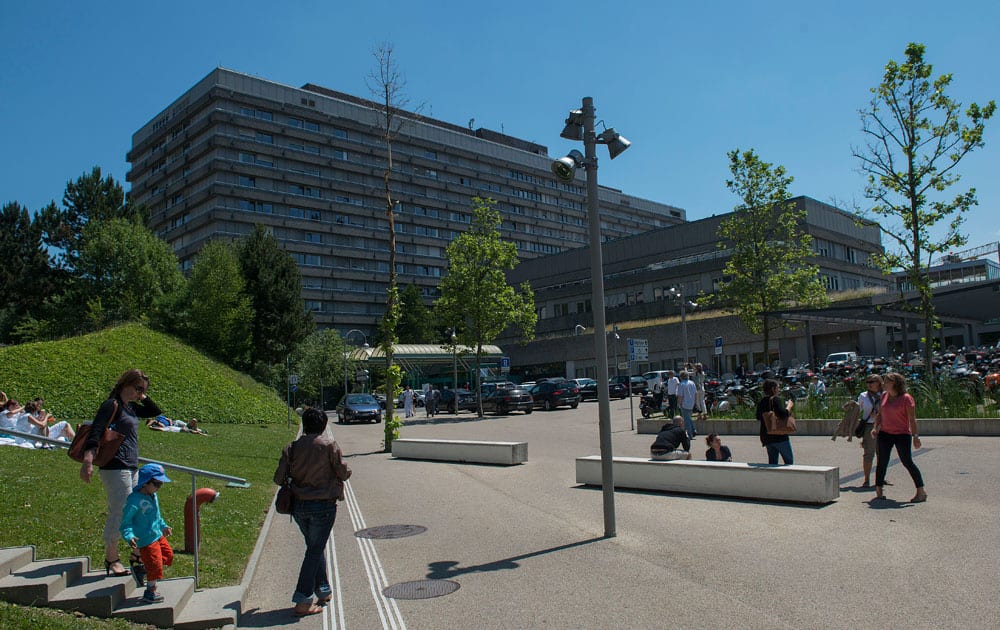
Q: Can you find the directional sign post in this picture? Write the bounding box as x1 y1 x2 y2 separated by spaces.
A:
628 338 648 362
500 356 511 374
714 337 723 356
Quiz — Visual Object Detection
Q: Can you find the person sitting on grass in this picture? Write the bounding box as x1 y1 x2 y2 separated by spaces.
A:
650 416 692 461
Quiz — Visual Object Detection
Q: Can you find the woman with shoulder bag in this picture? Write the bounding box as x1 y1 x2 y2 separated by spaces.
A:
872 373 927 503
273 408 352 617
756 379 794 465
79 369 162 577
856 375 883 487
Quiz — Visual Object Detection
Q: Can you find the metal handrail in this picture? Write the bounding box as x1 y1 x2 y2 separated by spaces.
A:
1 428 248 588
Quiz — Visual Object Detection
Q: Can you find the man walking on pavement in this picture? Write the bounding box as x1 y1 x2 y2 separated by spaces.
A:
677 371 698 438
666 370 680 418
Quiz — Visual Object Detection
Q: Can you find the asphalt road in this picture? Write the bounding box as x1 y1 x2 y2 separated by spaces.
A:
242 397 1000 629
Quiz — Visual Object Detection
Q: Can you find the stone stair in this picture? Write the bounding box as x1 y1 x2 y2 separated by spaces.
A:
0 546 239 629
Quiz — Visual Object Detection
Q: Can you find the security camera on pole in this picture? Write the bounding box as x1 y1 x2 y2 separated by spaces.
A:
553 97 631 538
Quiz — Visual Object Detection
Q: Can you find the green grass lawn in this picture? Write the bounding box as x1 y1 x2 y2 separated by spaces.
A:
0 600 154 629
0 420 297 588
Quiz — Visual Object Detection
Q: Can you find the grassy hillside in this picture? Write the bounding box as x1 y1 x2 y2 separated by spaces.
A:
0 323 289 424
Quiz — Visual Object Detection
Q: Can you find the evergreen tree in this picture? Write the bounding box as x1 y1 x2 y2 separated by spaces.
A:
397 284 435 343
183 241 253 369
238 225 314 370
0 202 55 342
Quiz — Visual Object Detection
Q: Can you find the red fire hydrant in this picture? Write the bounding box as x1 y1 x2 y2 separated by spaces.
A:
184 488 219 553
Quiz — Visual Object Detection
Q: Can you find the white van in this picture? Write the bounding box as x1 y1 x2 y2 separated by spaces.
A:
642 370 672 392
823 352 858 368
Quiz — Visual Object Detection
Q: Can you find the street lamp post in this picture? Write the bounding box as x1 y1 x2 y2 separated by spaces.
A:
446 328 458 393
554 97 631 538
343 329 369 397
669 288 697 366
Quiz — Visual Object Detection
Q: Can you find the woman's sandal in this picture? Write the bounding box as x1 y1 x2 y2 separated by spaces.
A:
293 604 323 617
316 595 333 605
910 492 928 503
104 559 131 577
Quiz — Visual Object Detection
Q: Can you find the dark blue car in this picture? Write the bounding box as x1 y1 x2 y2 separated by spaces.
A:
336 393 382 424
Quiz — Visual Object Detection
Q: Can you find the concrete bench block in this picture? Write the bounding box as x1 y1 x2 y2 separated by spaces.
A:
392 439 527 465
575 456 838 503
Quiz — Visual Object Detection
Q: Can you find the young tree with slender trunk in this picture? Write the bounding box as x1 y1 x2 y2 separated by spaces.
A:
368 43 421 449
713 149 828 367
852 42 994 378
436 197 537 416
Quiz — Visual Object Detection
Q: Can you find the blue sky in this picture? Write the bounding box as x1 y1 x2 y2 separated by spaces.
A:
2 1 997 255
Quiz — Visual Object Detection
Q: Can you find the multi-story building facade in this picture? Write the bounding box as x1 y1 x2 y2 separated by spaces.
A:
500 197 892 377
127 68 686 336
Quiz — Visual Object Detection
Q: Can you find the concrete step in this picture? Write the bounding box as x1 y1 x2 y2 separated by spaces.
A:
0 556 87 605
111 576 195 628
0 546 241 629
173 584 242 630
46 569 138 617
0 546 34 576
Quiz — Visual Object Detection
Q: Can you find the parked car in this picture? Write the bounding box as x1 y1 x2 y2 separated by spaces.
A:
611 374 647 394
480 381 516 396
529 380 582 410
580 379 628 400
481 387 534 415
439 388 477 414
572 378 597 389
642 370 672 393
336 393 382 424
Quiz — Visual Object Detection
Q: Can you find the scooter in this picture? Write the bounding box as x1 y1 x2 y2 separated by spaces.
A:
639 393 657 418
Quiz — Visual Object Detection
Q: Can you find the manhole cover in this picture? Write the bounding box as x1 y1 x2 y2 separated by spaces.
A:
382 579 460 599
355 524 427 539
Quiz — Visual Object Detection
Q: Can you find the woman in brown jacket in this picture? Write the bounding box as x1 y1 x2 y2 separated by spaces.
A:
273 407 352 616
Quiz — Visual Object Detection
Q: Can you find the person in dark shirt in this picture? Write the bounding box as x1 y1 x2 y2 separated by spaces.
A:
705 433 733 461
650 416 691 460
757 379 794 465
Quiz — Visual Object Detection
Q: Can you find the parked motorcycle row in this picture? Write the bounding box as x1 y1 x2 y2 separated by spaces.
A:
637 344 1000 419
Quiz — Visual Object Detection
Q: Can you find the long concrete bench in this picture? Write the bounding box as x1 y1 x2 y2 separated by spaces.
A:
575 455 839 503
392 439 527 465
636 417 1000 436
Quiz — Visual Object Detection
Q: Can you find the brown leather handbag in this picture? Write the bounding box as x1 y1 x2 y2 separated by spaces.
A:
763 396 797 435
67 401 124 466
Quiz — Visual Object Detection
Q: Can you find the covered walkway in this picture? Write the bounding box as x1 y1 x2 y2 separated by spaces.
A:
350 343 505 388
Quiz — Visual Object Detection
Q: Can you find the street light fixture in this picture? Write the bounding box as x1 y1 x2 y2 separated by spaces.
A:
343 329 369 396
554 97 631 538
446 327 459 393
668 288 698 365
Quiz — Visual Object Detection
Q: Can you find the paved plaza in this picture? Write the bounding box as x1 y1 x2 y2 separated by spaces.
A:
242 397 1000 629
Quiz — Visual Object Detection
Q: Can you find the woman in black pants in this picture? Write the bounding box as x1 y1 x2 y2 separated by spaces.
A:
872 373 927 503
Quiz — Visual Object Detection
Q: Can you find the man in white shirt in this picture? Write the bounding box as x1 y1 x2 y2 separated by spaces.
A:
666 371 680 417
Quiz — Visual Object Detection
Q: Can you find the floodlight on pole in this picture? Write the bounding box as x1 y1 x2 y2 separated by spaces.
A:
553 96 631 538
668 288 697 365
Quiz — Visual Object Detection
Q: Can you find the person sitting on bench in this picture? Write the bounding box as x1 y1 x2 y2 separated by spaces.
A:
650 416 692 461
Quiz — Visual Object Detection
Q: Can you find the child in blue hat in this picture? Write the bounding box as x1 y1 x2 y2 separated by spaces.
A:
120 463 174 604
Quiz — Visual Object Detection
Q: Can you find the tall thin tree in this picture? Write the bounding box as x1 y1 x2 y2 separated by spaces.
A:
852 42 994 376
367 43 421 449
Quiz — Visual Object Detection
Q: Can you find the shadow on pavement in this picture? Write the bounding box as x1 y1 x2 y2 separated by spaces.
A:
572 484 831 509
426 536 606 579
239 606 300 627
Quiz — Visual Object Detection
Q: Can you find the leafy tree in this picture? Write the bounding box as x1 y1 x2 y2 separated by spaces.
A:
713 149 828 365
367 43 422 449
397 284 435 343
183 241 253 369
436 197 537 416
0 202 56 342
238 225 314 371
35 167 145 273
294 329 347 407
852 42 994 376
73 218 185 328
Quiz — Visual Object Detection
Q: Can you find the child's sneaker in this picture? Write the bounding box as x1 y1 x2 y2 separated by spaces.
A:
142 589 163 604
129 554 146 588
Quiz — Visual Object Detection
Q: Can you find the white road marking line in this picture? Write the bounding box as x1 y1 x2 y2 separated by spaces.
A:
343 480 407 630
